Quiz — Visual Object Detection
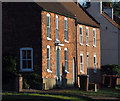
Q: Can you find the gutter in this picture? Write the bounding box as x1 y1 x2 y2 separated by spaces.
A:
77 22 100 28
43 8 76 20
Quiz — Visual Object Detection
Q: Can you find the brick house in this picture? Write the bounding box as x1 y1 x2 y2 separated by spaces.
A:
2 2 100 90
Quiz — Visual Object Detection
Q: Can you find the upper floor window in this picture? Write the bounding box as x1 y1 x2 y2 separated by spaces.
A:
93 28 96 46
80 53 83 72
20 48 33 71
80 26 83 45
86 27 89 45
94 54 97 73
47 45 51 72
65 48 68 73
56 15 59 41
47 13 51 39
64 17 68 42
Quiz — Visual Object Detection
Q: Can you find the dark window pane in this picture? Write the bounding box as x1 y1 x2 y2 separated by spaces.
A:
94 57 96 63
22 50 26 59
28 60 31 69
80 56 83 63
47 60 50 69
65 50 68 60
86 29 88 35
65 20 67 29
47 27 50 38
27 50 31 59
47 48 49 58
47 16 50 26
56 29 59 40
65 31 68 40
93 31 95 37
65 61 68 70
22 60 26 68
80 28 82 34
56 17 58 29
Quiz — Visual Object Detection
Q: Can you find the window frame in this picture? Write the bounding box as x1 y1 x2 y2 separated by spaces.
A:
80 53 84 73
56 15 59 41
47 45 52 73
86 27 89 46
64 17 69 42
47 13 51 40
94 54 97 73
93 28 96 47
80 26 83 45
64 48 69 73
20 48 33 72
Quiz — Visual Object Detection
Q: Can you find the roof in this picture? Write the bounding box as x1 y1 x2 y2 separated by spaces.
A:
36 2 75 18
36 2 100 28
102 11 120 30
114 15 120 25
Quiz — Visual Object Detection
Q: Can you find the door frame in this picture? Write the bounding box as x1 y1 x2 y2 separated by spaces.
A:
56 46 61 85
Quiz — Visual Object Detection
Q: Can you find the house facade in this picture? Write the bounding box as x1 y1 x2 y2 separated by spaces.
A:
86 2 120 66
2 2 101 90
41 10 76 89
77 24 101 84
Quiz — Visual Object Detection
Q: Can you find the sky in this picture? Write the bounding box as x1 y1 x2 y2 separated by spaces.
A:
79 0 120 5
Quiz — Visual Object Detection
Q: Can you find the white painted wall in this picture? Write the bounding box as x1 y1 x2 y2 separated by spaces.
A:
86 2 119 65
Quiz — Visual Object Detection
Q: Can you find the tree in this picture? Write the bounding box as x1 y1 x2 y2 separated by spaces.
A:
112 2 120 17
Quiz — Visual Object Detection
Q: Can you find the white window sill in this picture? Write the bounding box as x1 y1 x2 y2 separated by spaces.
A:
80 43 84 46
86 44 89 46
58 44 64 46
65 70 69 73
64 40 69 43
47 69 52 73
47 37 52 41
56 39 60 42
80 71 84 74
20 69 33 72
93 45 96 47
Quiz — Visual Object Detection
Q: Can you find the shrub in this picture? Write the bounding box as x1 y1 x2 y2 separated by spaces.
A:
2 56 18 82
23 73 41 89
101 64 120 76
23 79 30 89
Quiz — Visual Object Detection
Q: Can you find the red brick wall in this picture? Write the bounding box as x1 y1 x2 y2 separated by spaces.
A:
77 24 101 83
41 11 76 79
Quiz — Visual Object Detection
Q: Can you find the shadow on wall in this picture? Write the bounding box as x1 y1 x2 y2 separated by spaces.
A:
61 64 67 88
77 68 102 90
86 67 101 84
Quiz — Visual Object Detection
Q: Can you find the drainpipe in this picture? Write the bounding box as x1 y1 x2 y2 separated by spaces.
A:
75 16 78 88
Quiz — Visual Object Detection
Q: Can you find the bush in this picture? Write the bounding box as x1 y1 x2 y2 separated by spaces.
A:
23 73 41 89
23 79 30 89
101 64 120 76
2 56 18 82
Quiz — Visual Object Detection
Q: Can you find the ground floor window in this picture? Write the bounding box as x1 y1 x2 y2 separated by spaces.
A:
80 53 83 72
20 48 33 71
94 54 97 73
64 48 68 72
47 45 51 71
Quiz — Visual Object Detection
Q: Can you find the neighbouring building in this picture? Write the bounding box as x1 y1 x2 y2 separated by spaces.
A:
86 2 120 66
2 2 100 91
